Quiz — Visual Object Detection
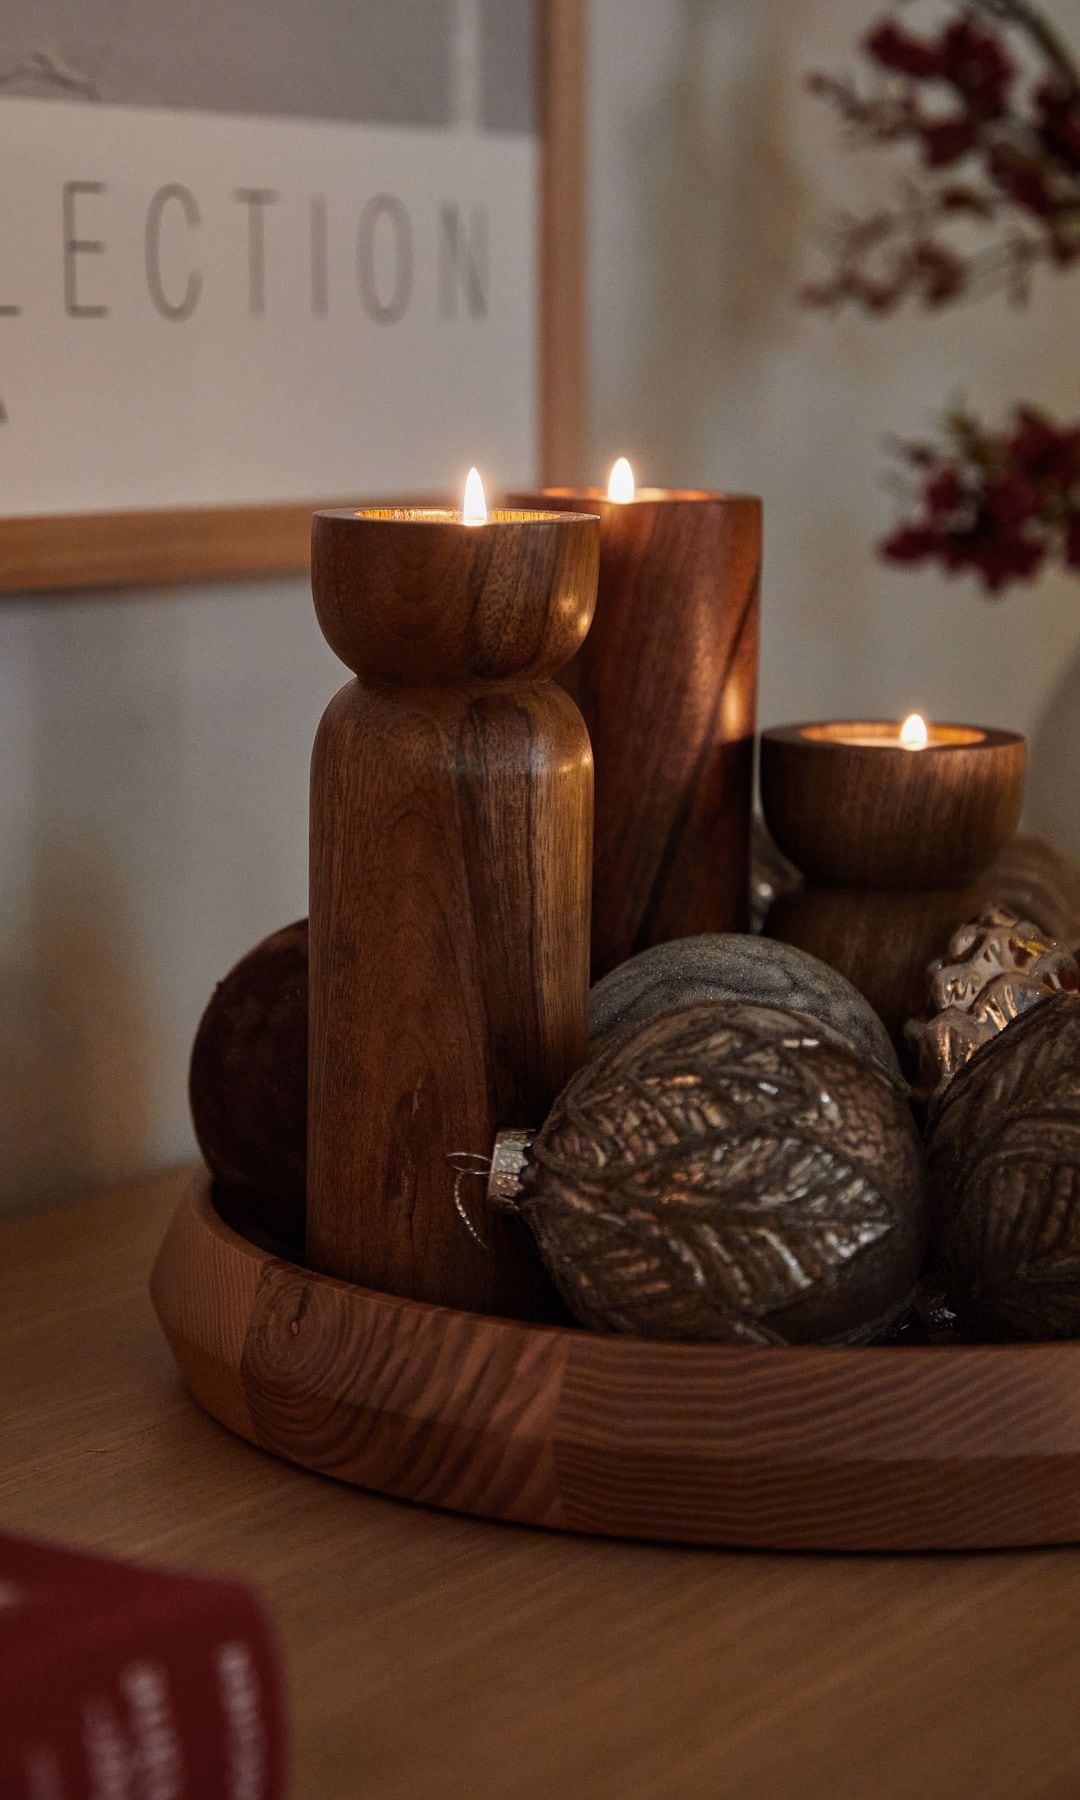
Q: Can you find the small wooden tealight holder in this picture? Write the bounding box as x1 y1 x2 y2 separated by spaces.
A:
761 721 1026 1048
508 483 761 978
307 501 599 1319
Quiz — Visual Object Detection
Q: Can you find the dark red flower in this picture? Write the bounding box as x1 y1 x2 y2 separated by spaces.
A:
882 404 1080 594
1049 228 1080 268
925 466 967 514
987 144 1055 218
881 523 943 563
1036 82 1080 171
937 184 995 215
1008 409 1080 487
974 533 1046 589
983 471 1040 527
919 116 981 167
940 18 1014 118
865 20 945 79
912 241 967 303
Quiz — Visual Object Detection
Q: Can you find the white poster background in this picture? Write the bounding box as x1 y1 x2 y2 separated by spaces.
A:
0 96 538 513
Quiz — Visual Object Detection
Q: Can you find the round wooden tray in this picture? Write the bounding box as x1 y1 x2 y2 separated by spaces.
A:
151 1175 1080 1551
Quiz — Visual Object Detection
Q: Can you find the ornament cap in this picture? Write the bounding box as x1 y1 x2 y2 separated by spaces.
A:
487 1130 533 1211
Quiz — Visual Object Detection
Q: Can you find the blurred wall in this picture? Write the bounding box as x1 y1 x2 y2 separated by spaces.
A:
587 0 1080 853
1 584 340 1209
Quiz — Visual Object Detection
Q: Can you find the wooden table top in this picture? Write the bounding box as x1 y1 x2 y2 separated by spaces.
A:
6 1170 1080 1800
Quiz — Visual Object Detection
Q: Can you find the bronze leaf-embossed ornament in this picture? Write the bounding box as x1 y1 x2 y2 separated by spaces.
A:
927 993 1080 1340
511 1001 926 1344
907 906 1080 1101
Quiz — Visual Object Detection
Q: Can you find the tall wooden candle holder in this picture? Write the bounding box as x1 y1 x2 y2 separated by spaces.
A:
509 486 761 978
307 504 599 1319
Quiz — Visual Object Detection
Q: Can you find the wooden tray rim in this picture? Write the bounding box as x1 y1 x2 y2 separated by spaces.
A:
150 1174 1080 1552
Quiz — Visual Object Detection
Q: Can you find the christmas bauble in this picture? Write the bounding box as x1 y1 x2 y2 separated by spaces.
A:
189 920 307 1252
522 1001 926 1343
927 992 1080 1340
588 932 903 1086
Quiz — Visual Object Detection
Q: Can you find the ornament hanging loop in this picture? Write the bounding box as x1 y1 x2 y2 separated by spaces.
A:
446 1131 535 1257
446 1151 495 1255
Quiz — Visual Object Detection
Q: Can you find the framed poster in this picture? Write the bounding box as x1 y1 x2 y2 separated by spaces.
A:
0 0 584 590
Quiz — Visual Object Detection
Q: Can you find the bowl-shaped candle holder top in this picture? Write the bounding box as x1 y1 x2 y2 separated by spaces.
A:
760 722 1025 889
311 507 598 684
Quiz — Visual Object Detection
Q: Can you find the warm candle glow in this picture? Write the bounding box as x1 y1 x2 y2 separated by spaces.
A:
607 457 636 504
462 466 488 525
900 712 929 751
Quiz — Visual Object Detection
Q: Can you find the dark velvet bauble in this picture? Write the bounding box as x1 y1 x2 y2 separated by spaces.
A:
522 1001 927 1344
189 921 307 1254
927 993 1080 1340
588 932 903 1086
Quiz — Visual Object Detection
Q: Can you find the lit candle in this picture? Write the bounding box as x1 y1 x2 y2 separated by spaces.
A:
811 715 969 751
606 456 635 504
461 465 488 524
507 461 761 976
760 719 1025 888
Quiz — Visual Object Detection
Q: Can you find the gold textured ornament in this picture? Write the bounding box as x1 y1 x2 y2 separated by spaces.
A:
509 1001 926 1345
907 906 1079 1101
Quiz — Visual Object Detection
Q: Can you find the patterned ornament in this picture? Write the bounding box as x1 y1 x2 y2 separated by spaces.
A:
927 993 1080 1340
907 906 1079 1101
512 1001 926 1344
588 932 903 1086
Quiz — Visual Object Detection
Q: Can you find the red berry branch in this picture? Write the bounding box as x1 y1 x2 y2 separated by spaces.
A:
804 3 1080 593
804 1 1080 312
883 404 1080 591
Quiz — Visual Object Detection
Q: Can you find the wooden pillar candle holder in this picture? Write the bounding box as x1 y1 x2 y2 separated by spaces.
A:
508 484 761 978
761 721 1026 1050
307 503 599 1319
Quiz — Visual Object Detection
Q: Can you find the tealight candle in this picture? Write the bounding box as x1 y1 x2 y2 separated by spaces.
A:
829 713 933 750
508 462 761 977
760 718 1026 888
307 471 599 1317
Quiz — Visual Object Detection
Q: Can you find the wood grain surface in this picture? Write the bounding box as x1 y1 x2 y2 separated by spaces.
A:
539 0 589 485
13 1170 1080 1800
765 836 1080 1055
988 834 1080 942
510 489 761 977
307 511 597 1317
760 724 1025 889
0 500 360 592
153 1175 1080 1552
765 881 998 1051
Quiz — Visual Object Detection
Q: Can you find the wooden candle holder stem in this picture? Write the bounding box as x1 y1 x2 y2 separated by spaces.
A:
511 490 761 978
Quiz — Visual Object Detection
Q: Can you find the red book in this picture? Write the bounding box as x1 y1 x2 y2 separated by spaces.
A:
0 1532 287 1799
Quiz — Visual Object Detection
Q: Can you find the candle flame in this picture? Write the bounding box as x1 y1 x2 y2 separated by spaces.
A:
462 466 488 525
607 457 635 504
900 712 929 751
